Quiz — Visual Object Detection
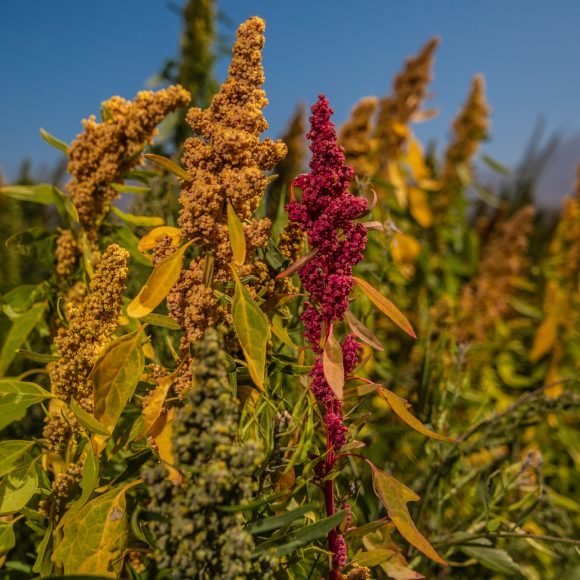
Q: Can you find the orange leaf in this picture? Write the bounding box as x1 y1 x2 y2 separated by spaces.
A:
154 409 181 484
378 387 457 442
323 325 344 400
276 248 319 279
370 465 447 566
344 310 384 352
352 276 416 338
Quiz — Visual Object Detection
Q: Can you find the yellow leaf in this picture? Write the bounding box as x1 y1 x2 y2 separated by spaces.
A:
144 153 190 181
352 276 416 338
371 466 447 566
417 179 442 191
138 226 181 252
142 366 181 438
387 161 407 208
391 232 421 268
323 325 344 400
231 268 271 390
407 138 428 182
110 206 164 227
409 187 433 228
530 315 558 362
226 201 246 266
154 408 181 484
127 240 194 318
378 387 456 442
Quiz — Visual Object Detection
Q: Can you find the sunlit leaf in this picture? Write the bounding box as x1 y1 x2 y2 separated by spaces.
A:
110 206 164 227
69 399 111 437
0 380 54 431
231 268 271 390
344 310 384 352
370 464 446 566
352 277 416 338
407 137 428 182
110 183 151 194
323 325 344 400
227 201 246 266
0 441 34 477
141 313 181 330
378 388 456 442
144 153 190 180
530 315 558 362
0 461 38 514
52 481 139 577
138 226 181 252
411 108 438 123
154 409 181 484
387 160 407 208
142 368 180 438
409 187 433 228
0 519 16 557
127 240 194 318
0 184 55 204
39 128 69 153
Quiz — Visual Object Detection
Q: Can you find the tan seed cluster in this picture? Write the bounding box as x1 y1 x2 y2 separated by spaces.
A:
55 228 78 278
67 86 190 241
166 17 286 347
48 244 129 411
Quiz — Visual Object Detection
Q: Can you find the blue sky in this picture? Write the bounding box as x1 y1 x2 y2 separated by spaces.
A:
1 0 579 194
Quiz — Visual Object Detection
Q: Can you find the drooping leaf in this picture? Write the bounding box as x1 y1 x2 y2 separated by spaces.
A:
0 302 46 376
323 325 344 400
253 510 347 558
0 441 35 477
0 519 16 557
0 380 54 431
227 201 246 266
247 503 318 535
461 542 525 576
378 388 456 442
141 313 181 330
16 349 59 364
39 128 69 153
231 268 271 390
275 248 320 279
137 226 181 252
154 409 181 484
144 153 190 180
352 276 416 338
344 310 384 352
142 368 180 438
110 183 151 194
69 399 111 437
530 315 558 362
0 461 39 514
127 240 194 318
110 206 164 227
52 481 139 577
0 184 56 204
91 327 146 443
370 464 446 566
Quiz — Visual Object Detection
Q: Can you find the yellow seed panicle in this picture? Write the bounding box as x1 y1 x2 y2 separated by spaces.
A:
168 17 286 346
339 97 379 178
457 206 534 342
49 244 129 411
375 37 439 167
67 86 190 241
442 74 490 186
55 228 78 278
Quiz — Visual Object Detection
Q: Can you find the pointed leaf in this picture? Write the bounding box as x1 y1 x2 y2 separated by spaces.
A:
378 388 456 442
247 503 319 535
530 315 558 362
154 408 181 484
344 310 384 352
0 519 16 556
323 326 344 400
127 240 193 318
407 137 428 182
16 349 59 364
110 183 151 194
141 313 181 330
352 277 416 338
142 368 180 437
370 464 446 566
275 248 319 279
0 441 35 477
40 128 68 152
0 380 54 431
227 201 246 266
52 481 138 577
0 184 56 204
461 543 525 576
231 268 271 390
144 153 190 180
138 226 181 252
0 461 38 514
91 327 146 438
69 399 111 437
110 206 163 227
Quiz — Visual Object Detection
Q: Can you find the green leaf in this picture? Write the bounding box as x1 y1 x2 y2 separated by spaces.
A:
0 519 16 557
323 325 344 400
141 313 181 330
378 387 456 442
0 441 35 477
227 201 246 266
52 186 80 224
247 503 318 535
370 464 446 566
69 399 111 437
91 327 146 437
0 184 55 204
352 276 416 338
144 153 190 180
16 349 59 364
231 268 271 390
480 154 511 176
0 461 38 514
127 240 194 318
253 510 347 558
112 225 152 267
0 380 54 431
40 128 69 153
110 206 164 227
461 543 525 576
32 523 53 576
1 283 48 320
5 227 55 261
110 183 151 194
0 302 47 376
52 481 138 577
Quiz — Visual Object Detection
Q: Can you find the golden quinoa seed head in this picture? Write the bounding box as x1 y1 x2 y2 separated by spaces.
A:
55 228 79 278
49 244 129 411
169 17 286 346
67 85 190 241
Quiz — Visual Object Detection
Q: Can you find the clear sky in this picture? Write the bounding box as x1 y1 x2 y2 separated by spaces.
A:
1 0 579 193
